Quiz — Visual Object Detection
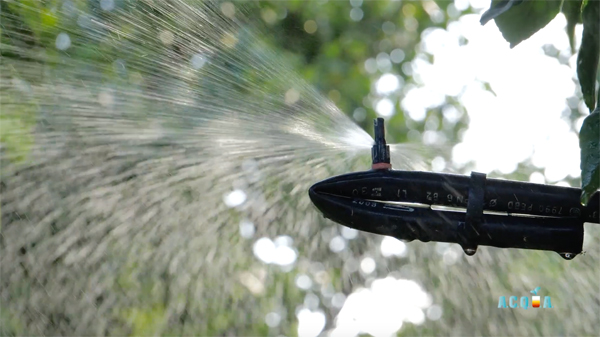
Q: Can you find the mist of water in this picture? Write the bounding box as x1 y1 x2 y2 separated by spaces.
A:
0 1 425 334
1 1 599 336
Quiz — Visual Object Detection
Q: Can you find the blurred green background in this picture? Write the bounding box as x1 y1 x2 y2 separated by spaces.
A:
1 0 598 336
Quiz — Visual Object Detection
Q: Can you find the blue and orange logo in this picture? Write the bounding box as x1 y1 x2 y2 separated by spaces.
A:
498 287 553 309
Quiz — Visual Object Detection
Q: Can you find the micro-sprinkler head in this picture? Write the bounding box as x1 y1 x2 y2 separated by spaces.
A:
371 118 391 170
309 119 598 261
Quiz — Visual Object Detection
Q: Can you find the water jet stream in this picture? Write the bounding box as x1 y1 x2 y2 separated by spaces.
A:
1 1 429 335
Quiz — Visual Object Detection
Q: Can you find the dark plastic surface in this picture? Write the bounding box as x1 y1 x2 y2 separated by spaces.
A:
371 118 390 165
308 186 585 255
309 169 598 258
311 169 599 223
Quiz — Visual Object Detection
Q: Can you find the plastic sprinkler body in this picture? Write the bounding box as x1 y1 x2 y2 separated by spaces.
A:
309 117 598 260
371 118 392 170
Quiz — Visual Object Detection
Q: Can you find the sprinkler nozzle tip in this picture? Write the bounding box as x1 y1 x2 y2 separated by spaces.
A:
371 118 391 169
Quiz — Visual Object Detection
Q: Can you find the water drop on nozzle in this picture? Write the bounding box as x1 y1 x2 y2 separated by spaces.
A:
462 247 477 256
558 252 576 260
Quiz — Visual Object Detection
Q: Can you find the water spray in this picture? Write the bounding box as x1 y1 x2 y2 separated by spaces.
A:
309 118 600 260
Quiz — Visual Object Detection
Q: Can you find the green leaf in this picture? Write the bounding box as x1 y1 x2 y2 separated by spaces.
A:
480 0 562 48
577 0 599 111
480 0 525 25
561 0 583 52
580 107 600 205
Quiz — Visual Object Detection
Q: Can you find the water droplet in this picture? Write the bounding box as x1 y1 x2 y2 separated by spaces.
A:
285 88 300 105
329 236 346 253
273 245 297 266
331 293 346 308
239 220 255 239
221 32 238 48
559 252 576 260
427 305 443 321
360 257 376 274
190 54 206 70
380 236 407 257
98 91 114 107
261 8 278 25
274 235 293 247
295 274 313 290
100 0 115 11
353 107 367 122
462 247 477 256
220 2 236 19
159 30 174 45
341 227 358 240
265 312 281 327
223 189 246 207
55 33 71 51
62 0 76 17
253 237 275 264
77 14 92 29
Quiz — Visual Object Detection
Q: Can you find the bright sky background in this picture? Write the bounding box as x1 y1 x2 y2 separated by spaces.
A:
374 0 585 185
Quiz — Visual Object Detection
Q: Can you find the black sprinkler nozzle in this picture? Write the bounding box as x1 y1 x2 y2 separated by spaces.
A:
371 118 391 170
309 118 600 260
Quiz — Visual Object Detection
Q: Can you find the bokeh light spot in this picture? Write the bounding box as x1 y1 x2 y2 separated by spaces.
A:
341 227 359 240
100 0 115 11
220 2 236 18
380 237 407 258
329 236 346 253
350 8 364 22
55 33 71 50
224 189 247 207
304 20 318 34
190 54 207 69
360 257 376 274
376 73 401 95
375 98 395 117
297 309 326 337
239 220 255 239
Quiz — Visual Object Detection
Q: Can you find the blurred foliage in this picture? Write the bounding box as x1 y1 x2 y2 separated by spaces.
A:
562 0 583 51
480 0 562 48
580 107 599 205
577 0 599 111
